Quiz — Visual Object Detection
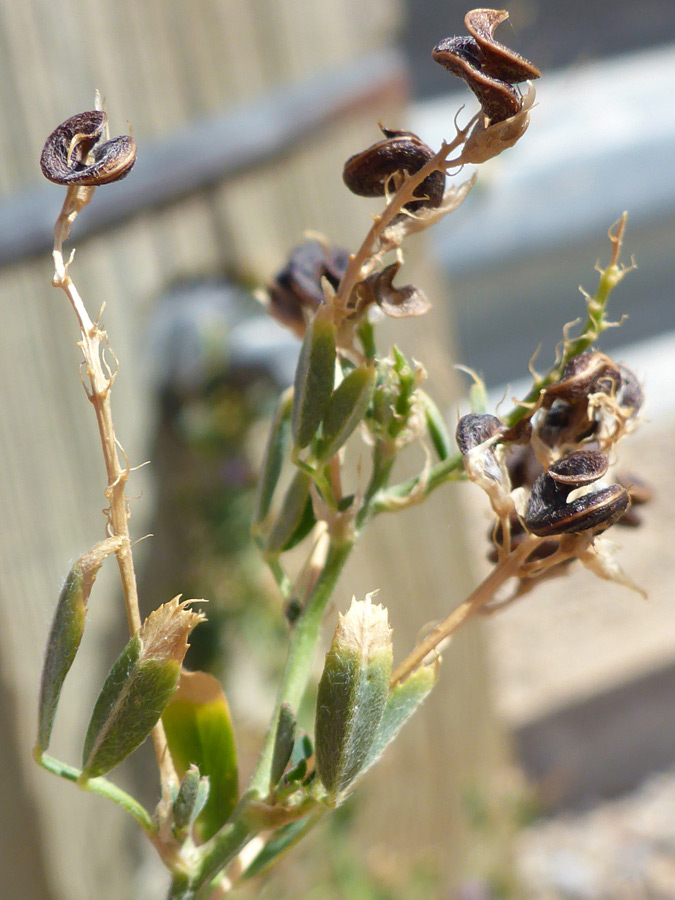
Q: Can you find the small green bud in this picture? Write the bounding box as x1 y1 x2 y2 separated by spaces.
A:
419 390 451 461
292 310 336 449
36 536 124 754
173 764 210 838
81 598 204 779
315 594 393 805
270 703 297 790
252 388 293 531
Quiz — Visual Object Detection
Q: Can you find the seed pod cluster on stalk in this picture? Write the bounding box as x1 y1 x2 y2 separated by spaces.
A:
456 349 648 602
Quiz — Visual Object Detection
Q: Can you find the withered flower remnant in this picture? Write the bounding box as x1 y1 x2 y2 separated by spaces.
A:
432 9 540 125
355 262 432 319
266 240 349 334
343 126 446 212
538 352 643 451
40 110 137 186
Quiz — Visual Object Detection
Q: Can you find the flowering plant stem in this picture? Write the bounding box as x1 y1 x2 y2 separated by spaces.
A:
50 185 178 812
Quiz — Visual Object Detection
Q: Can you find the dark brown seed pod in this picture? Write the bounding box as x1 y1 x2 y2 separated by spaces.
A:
544 353 621 405
456 413 503 454
616 364 643 414
432 9 540 124
524 450 630 537
343 126 445 212
267 240 350 330
40 110 137 186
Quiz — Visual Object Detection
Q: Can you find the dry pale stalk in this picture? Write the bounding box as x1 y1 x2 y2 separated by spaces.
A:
50 185 179 809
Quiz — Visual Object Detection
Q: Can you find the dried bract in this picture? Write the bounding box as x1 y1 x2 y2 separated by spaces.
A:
355 262 431 319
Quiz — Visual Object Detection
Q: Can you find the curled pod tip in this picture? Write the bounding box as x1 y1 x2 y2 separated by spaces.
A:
524 450 630 537
433 8 540 124
547 449 609 485
40 110 137 186
464 9 541 83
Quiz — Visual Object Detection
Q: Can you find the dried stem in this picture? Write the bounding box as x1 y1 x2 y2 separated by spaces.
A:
51 186 178 803
390 535 542 686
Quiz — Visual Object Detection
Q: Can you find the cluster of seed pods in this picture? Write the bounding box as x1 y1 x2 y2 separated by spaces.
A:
456 351 647 574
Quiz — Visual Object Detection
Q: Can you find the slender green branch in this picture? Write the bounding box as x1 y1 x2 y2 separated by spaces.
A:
504 212 631 428
247 539 354 798
181 539 354 896
368 451 465 517
36 752 155 833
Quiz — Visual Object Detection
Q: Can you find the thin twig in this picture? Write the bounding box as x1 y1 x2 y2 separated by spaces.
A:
390 535 542 687
51 186 178 805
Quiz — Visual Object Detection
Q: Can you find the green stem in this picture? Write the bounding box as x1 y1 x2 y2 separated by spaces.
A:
36 752 155 833
248 538 354 797
185 539 354 895
369 452 465 516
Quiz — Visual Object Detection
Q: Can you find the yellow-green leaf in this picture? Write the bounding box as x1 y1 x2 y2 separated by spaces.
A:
163 670 238 841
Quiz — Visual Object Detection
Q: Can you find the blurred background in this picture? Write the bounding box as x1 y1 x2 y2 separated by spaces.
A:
1 1 674 898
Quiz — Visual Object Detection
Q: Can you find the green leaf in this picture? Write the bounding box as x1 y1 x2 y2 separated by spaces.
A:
362 663 438 774
270 703 297 790
243 816 314 878
264 470 312 556
162 670 238 841
37 537 123 753
316 364 376 461
419 391 451 461
292 312 336 449
81 598 203 779
252 388 293 530
82 636 177 777
315 597 392 804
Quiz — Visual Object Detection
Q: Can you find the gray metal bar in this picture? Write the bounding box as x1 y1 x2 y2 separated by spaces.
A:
0 49 407 268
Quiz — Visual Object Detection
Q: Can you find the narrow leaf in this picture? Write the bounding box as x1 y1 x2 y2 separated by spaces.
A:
362 663 438 774
315 596 392 804
316 364 376 461
292 312 336 449
37 537 124 753
270 703 297 790
264 470 312 556
252 388 293 530
243 816 314 878
81 598 203 779
419 391 451 461
162 669 238 841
